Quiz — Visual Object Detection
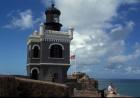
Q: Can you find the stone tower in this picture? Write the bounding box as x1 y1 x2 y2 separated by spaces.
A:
27 4 73 83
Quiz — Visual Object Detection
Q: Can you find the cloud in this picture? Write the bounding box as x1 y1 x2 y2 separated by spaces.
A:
109 45 140 63
70 30 110 65
125 66 140 74
42 0 139 76
110 21 135 41
57 0 119 30
55 0 138 73
106 45 140 73
4 9 40 30
43 0 137 31
121 0 140 4
70 21 135 67
42 0 53 8
108 55 132 64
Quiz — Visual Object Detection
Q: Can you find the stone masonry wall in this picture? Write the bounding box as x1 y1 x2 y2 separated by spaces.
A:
0 76 71 97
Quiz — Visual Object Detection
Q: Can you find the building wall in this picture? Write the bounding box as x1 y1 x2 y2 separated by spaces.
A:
27 42 41 64
27 32 71 83
27 65 70 83
27 41 70 64
40 41 70 64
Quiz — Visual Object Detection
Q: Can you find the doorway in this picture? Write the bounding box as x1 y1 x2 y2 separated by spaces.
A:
31 69 39 80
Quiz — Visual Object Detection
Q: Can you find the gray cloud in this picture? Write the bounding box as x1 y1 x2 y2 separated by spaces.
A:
108 45 140 64
56 0 119 31
110 21 135 41
121 0 140 4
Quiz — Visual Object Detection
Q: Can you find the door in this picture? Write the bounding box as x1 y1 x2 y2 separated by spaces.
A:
31 69 39 80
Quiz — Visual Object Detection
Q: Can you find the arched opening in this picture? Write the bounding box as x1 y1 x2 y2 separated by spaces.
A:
32 45 40 58
50 44 63 58
31 69 39 80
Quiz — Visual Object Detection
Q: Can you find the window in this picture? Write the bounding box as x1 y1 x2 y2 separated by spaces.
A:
53 14 59 23
50 45 63 58
32 45 40 58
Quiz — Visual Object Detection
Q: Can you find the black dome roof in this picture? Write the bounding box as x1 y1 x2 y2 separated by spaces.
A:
45 4 61 15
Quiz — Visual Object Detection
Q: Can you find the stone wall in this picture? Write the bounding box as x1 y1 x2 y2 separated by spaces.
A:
0 76 71 97
0 76 17 97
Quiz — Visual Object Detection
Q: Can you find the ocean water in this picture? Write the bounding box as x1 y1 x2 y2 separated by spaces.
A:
98 79 140 97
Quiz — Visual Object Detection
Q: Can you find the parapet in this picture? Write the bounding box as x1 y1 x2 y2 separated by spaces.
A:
0 76 71 97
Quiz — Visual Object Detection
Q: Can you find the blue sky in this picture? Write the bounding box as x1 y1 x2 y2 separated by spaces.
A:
0 0 140 79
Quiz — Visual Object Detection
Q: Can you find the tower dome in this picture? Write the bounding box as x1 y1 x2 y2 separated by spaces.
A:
44 4 62 31
45 4 61 15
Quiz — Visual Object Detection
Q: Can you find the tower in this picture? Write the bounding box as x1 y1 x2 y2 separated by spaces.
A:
27 3 73 83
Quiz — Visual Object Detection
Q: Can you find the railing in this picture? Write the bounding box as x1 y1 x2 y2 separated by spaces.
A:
45 30 72 36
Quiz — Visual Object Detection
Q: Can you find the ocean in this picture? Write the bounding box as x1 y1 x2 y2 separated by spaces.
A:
98 79 140 97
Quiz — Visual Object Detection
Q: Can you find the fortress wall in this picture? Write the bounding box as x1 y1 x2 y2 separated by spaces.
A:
0 76 71 97
0 76 18 97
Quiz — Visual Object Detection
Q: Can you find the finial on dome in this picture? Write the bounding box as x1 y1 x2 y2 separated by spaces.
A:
52 3 55 8
33 30 38 36
40 22 44 26
68 26 74 39
51 0 55 8
39 22 45 35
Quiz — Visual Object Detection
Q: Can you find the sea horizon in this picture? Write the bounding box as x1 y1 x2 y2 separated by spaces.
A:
96 78 140 80
98 78 140 97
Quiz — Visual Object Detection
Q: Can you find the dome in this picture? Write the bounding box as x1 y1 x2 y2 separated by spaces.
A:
44 3 62 31
45 4 61 15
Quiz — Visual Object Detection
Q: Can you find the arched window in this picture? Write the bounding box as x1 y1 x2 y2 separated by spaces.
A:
50 44 63 58
32 45 40 58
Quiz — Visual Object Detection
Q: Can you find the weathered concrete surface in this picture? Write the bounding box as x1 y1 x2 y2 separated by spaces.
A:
73 89 100 97
107 93 133 98
0 76 71 97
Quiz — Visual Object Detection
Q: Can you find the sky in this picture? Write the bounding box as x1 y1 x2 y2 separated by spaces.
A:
0 0 140 79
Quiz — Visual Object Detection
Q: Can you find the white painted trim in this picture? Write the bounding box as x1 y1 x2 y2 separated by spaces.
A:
27 37 71 44
27 63 70 66
31 58 40 59
31 67 40 74
48 57 64 60
48 43 64 50
28 57 40 59
40 63 70 66
29 45 31 50
27 63 40 65
32 44 40 50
